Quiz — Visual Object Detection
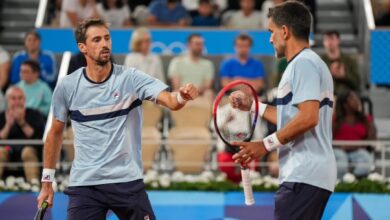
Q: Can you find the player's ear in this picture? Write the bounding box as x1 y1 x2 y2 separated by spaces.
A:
281 25 289 40
78 42 87 54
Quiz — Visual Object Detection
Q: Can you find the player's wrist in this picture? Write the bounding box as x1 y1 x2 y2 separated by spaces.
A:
176 92 187 104
251 101 267 117
41 168 56 182
263 132 282 152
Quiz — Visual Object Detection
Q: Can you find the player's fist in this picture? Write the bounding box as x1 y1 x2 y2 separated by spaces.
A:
179 83 199 102
37 182 54 208
229 90 253 111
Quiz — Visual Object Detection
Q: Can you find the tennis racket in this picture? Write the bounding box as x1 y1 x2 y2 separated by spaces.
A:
34 201 49 220
213 80 259 206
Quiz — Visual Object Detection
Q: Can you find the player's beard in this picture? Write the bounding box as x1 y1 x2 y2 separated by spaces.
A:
274 43 286 59
95 49 111 66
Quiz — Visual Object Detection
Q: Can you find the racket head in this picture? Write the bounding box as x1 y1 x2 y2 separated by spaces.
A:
213 80 259 149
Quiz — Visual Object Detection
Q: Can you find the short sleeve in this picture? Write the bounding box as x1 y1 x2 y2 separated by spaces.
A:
255 61 265 78
167 58 180 78
132 69 169 102
291 58 321 106
219 59 231 78
51 81 69 122
204 60 214 80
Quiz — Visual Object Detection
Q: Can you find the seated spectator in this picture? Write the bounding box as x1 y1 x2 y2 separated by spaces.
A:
224 0 263 29
10 31 57 89
60 0 99 28
333 90 377 179
191 0 219 27
0 87 46 182
124 28 165 82
321 30 360 95
97 0 131 28
168 34 214 97
147 0 189 26
16 60 52 117
0 45 10 91
219 34 265 93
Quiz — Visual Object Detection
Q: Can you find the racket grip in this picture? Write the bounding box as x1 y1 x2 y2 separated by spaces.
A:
241 168 255 206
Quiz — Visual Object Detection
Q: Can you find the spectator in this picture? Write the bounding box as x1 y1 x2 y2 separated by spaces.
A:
333 90 377 178
147 0 189 26
191 0 219 27
0 45 10 91
321 30 361 95
16 60 52 117
10 31 57 89
124 28 165 82
0 87 46 182
219 34 265 93
60 0 99 28
224 0 263 29
168 33 214 97
97 0 131 28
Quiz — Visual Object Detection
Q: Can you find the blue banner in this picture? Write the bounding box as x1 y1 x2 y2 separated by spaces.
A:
1 191 390 219
370 29 390 85
37 28 274 55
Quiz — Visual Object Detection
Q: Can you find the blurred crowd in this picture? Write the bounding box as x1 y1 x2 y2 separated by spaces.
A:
0 0 381 184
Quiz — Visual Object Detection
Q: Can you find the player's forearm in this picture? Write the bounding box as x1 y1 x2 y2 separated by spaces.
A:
157 91 186 111
262 105 277 125
276 111 318 145
43 131 63 169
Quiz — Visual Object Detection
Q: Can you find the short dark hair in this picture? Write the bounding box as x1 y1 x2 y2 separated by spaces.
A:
25 30 41 41
74 19 108 44
324 30 340 38
234 33 253 46
22 60 41 73
267 1 312 41
187 33 202 43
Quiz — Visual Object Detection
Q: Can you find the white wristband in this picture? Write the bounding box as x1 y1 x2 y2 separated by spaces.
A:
41 168 56 182
177 92 187 104
263 133 282 152
251 101 267 117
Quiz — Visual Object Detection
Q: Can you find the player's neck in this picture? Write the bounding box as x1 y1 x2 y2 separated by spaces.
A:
85 62 112 83
285 40 309 62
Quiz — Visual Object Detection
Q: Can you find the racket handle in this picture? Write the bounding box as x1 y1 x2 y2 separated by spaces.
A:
241 168 255 206
34 201 49 220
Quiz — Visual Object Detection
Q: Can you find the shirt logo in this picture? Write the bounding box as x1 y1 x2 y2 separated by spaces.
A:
144 215 150 220
113 90 120 99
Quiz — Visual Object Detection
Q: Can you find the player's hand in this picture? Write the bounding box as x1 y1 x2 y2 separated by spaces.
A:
179 83 199 102
37 182 54 208
232 141 268 164
229 91 253 111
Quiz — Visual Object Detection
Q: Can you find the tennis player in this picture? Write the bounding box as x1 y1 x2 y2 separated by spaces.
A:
230 1 337 219
36 18 198 220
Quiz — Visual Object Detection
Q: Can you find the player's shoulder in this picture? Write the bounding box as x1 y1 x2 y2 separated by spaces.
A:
293 49 321 67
